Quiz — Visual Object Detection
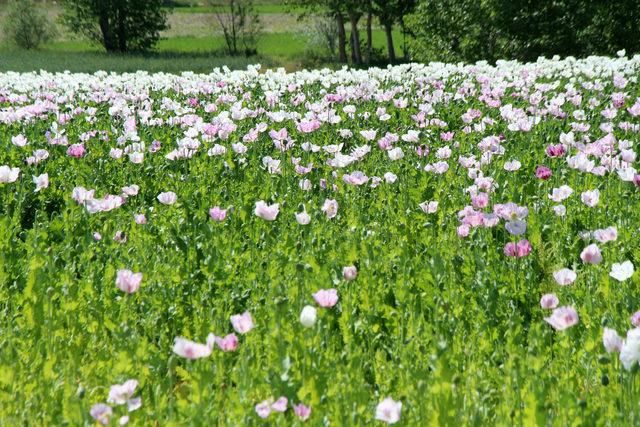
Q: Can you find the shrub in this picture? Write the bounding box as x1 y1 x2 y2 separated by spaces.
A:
303 15 339 59
3 0 55 50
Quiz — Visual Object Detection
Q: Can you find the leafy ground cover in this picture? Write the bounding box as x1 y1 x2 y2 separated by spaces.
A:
1 56 640 425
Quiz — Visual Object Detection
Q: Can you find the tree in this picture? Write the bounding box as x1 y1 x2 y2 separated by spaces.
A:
59 0 168 53
373 0 397 63
406 0 640 63
345 0 364 65
287 0 348 63
364 0 373 64
372 0 417 63
213 0 262 56
4 0 55 50
395 0 417 59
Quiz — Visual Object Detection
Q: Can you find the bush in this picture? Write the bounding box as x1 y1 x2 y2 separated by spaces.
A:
303 15 339 60
3 0 55 50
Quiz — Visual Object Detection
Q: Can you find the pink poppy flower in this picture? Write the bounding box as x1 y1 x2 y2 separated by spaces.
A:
72 186 95 204
215 333 239 352
294 403 311 421
121 185 139 197
0 165 20 183
297 120 321 133
457 224 470 237
254 201 279 221
553 268 576 286
255 401 272 418
631 311 640 327
504 239 532 257
540 293 559 309
115 270 142 294
172 336 213 359
545 144 566 157
471 192 489 209
388 147 404 160
90 403 112 425
271 396 288 412
343 171 368 186
313 288 339 308
107 379 141 412
581 189 600 207
419 201 438 214
295 210 311 225
580 244 602 264
134 214 146 225
548 185 573 202
322 199 339 219
107 379 138 405
603 328 623 353
544 306 579 331
375 397 402 424
343 265 357 281
67 144 86 158
230 311 254 334
157 191 177 205
11 134 27 147
209 206 227 222
32 173 49 192
593 226 617 243
535 166 552 180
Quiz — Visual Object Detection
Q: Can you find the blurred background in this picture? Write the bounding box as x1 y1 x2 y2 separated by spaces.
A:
0 0 638 73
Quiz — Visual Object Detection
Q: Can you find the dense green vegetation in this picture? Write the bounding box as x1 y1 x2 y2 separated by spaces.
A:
406 0 640 62
1 56 640 425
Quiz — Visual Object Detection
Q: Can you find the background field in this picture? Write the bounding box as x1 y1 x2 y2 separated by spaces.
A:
0 0 405 73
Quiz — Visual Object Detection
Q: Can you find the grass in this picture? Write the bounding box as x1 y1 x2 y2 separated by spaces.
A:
168 4 304 14
0 30 405 73
0 50 268 74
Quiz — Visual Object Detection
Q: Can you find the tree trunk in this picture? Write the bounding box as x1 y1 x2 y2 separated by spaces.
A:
384 22 396 63
98 2 116 52
99 12 116 52
336 13 347 63
400 16 408 60
350 30 356 63
348 12 362 65
366 7 372 64
116 3 127 52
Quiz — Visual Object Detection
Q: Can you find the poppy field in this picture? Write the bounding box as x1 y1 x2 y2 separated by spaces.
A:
1 55 640 425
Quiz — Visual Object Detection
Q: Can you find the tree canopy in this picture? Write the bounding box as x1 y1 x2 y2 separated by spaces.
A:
60 0 168 53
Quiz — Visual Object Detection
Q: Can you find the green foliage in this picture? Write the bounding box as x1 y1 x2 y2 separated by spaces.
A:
59 0 169 53
0 59 639 423
407 0 640 62
3 0 55 50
